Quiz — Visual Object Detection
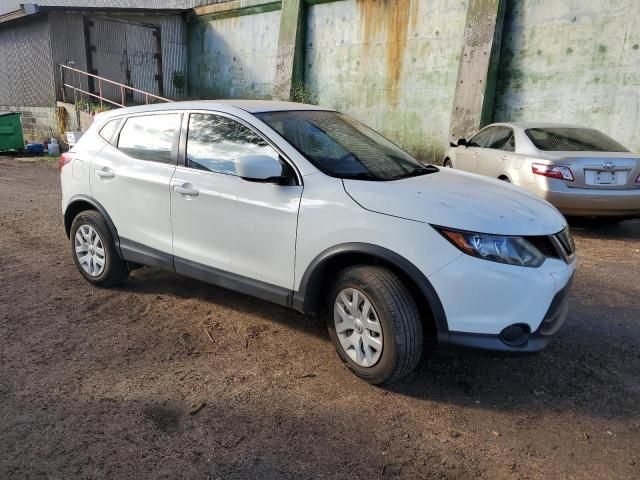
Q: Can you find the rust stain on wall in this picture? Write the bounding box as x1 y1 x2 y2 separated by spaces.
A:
357 0 416 102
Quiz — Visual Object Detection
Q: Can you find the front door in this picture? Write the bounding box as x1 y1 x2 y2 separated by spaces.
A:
456 127 498 173
170 112 303 297
476 127 514 178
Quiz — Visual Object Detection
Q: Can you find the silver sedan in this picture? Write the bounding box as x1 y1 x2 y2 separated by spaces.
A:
444 122 640 219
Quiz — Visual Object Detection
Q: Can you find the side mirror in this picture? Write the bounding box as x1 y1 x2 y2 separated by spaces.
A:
237 154 285 183
456 138 467 147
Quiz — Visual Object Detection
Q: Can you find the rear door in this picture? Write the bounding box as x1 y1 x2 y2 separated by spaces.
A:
170 111 303 294
90 111 181 262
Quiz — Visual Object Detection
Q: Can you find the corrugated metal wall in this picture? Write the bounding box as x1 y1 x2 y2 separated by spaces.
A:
50 12 89 100
111 13 188 100
48 11 188 102
0 16 56 107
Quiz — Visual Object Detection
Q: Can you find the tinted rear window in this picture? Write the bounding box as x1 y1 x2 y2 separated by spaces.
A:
525 128 628 152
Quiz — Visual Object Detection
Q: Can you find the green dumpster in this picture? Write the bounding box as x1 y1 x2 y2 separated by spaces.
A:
0 112 25 151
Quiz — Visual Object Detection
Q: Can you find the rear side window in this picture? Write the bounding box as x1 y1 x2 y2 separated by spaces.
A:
525 128 628 152
99 119 120 143
185 113 279 176
117 113 181 162
468 127 497 148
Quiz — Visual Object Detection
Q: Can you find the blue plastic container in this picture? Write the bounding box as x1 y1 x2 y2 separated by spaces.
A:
26 143 45 154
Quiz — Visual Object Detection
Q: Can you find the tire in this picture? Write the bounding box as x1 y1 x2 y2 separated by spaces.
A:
327 265 423 385
443 159 453 168
70 210 129 287
499 176 511 183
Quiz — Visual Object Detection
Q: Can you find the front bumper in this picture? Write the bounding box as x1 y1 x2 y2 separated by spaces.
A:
446 279 572 353
429 249 576 354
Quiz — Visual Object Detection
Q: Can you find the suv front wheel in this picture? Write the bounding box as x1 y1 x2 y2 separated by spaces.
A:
328 265 423 384
70 210 129 287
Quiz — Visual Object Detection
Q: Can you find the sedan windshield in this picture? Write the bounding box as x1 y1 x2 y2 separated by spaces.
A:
525 127 628 152
255 110 437 181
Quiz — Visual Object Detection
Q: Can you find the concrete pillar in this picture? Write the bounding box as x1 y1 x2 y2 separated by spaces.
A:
449 0 506 142
273 0 306 101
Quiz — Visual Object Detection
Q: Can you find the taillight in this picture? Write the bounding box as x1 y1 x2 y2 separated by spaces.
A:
58 152 73 172
532 163 574 181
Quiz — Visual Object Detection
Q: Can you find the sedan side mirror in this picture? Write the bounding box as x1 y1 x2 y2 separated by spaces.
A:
237 154 285 183
455 138 467 147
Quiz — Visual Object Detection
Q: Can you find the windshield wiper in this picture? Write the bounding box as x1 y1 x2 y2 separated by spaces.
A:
393 164 439 180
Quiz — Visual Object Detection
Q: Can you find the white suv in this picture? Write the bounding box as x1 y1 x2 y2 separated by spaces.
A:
60 100 576 384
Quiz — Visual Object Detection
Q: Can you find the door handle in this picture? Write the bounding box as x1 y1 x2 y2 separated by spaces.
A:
500 155 508 161
95 168 115 179
174 184 199 197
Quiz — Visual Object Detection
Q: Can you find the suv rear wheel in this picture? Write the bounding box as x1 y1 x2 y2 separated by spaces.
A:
328 265 423 384
70 210 129 287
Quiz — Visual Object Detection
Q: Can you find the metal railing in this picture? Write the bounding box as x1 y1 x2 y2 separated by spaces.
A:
58 64 172 109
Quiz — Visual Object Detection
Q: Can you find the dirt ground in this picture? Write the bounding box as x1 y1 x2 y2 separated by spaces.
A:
1 157 639 479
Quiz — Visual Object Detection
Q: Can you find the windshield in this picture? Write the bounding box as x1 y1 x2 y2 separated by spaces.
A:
525 128 628 152
255 110 437 181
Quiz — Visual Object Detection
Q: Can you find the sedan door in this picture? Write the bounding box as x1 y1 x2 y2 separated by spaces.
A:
476 127 514 179
170 112 303 301
455 127 498 172
90 112 181 265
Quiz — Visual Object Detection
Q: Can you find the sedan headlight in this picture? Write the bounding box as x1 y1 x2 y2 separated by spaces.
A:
435 227 545 268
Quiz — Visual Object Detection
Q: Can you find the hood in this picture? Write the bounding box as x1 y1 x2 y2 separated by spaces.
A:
343 169 566 236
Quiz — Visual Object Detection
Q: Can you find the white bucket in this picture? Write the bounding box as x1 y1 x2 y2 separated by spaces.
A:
48 142 60 155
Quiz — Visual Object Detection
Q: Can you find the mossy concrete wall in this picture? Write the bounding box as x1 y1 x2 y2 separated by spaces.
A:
188 8 282 99
188 0 640 159
305 0 468 163
495 0 640 152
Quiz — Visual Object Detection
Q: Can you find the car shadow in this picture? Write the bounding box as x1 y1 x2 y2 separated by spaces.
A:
112 266 640 421
113 267 328 340
567 216 640 241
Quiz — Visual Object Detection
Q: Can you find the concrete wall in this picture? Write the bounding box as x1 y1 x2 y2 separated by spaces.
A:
305 0 468 162
494 0 640 152
189 9 282 99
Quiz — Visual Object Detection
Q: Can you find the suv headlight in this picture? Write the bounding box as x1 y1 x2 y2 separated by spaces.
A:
435 226 545 268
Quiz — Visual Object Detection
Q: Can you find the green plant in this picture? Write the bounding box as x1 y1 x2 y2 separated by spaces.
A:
290 82 317 105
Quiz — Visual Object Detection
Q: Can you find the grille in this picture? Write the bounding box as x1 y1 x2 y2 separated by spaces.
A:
526 227 575 264
526 235 560 258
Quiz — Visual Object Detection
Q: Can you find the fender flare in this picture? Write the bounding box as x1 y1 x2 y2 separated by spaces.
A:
64 195 122 256
293 242 450 340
